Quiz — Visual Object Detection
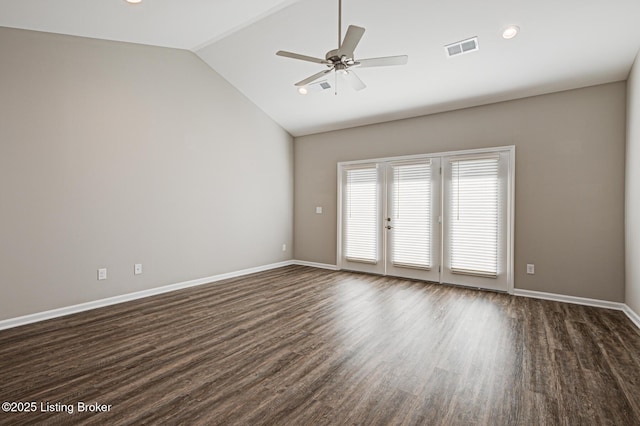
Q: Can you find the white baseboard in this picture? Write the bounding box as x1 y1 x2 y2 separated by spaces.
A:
0 260 295 331
514 288 640 331
292 260 339 270
291 266 636 331
623 304 640 330
513 288 626 310
3 262 638 333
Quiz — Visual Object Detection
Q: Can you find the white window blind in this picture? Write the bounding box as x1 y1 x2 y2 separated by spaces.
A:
450 156 499 277
345 167 378 263
391 162 432 269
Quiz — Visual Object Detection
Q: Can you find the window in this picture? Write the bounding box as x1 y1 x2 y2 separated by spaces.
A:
344 167 379 264
338 146 513 293
449 156 499 277
390 161 432 269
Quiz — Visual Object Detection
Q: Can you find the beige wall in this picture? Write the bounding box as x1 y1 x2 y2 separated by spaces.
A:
626 51 640 314
294 83 626 302
0 28 294 321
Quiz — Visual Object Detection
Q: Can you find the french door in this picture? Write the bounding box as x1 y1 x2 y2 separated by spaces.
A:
385 158 441 282
338 147 513 293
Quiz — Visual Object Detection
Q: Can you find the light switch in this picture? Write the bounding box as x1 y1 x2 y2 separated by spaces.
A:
316 206 323 214
98 268 107 280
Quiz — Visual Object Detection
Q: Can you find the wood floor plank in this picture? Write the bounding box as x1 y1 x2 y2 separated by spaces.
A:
1 265 639 425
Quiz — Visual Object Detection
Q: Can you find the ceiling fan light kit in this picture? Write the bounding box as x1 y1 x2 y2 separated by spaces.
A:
276 0 408 94
298 80 333 95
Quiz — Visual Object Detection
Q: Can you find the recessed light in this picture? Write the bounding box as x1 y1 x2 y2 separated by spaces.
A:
297 87 308 95
502 25 520 40
126 0 142 4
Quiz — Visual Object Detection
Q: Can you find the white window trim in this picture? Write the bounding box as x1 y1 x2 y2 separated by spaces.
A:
337 145 515 294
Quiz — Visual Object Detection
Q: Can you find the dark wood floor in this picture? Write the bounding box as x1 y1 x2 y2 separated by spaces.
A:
1 266 639 425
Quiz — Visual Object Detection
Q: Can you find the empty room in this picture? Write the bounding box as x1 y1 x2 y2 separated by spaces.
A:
1 0 640 424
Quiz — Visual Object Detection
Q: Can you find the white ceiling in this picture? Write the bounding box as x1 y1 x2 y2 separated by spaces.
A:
0 0 300 49
2 0 640 137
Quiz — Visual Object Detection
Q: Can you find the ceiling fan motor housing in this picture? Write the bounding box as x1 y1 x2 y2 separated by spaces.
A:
326 49 342 63
326 49 356 68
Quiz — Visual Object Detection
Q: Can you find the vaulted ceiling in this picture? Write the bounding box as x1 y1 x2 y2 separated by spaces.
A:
2 0 640 136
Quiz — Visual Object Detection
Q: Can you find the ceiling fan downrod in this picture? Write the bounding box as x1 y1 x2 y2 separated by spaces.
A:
338 0 342 49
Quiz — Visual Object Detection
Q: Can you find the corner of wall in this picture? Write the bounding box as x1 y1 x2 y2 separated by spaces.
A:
625 47 640 317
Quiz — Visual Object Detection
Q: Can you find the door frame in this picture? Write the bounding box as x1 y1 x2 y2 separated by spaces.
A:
336 145 515 294
337 162 385 275
384 157 441 282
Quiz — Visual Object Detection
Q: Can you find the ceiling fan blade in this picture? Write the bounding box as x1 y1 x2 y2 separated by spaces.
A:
340 70 366 91
295 69 333 87
276 50 329 64
338 25 365 57
355 55 408 68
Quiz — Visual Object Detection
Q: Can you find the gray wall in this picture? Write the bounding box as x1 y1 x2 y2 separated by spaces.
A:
0 27 294 321
294 83 626 302
626 51 640 314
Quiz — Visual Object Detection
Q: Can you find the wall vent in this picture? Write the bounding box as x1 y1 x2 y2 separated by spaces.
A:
444 37 479 58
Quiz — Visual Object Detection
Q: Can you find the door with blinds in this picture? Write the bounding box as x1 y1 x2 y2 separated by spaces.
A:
385 159 441 282
441 151 510 291
340 163 385 275
338 147 513 292
339 160 440 281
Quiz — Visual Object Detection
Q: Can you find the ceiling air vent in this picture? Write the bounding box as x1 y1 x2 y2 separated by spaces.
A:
308 80 332 92
444 36 479 58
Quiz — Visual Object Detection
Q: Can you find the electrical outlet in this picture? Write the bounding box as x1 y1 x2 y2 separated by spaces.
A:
134 264 143 275
316 206 323 214
282 244 287 252
97 268 107 280
526 264 535 275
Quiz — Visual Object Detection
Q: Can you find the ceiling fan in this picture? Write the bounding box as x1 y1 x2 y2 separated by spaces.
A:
276 0 408 93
